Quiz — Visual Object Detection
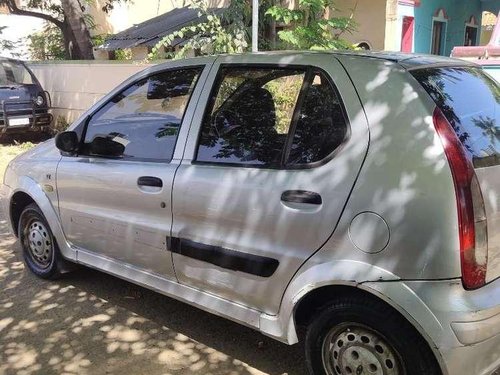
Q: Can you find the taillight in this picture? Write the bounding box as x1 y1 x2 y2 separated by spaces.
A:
433 107 488 289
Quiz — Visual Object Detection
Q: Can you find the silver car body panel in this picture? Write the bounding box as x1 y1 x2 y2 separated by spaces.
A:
55 58 214 278
2 52 499 375
172 53 370 314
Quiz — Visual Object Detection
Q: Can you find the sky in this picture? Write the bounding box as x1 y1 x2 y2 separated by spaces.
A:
0 14 44 59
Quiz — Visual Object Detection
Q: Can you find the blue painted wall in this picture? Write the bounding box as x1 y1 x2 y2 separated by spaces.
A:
413 0 483 55
481 0 500 15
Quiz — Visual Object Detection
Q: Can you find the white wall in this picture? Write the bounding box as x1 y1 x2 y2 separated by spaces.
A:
28 62 152 124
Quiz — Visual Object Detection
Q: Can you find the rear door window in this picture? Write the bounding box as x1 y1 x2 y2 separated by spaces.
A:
196 66 348 168
412 67 500 167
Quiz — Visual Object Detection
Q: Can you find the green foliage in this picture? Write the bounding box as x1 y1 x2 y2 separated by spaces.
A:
264 75 303 133
113 49 133 60
16 141 36 151
265 0 356 50
27 22 65 60
52 116 70 134
149 0 249 60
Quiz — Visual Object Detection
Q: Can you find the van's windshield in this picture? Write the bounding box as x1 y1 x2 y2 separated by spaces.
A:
412 66 500 168
0 59 34 86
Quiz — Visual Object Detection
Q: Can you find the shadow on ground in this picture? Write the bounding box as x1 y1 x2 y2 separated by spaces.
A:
0 131 52 146
0 211 305 375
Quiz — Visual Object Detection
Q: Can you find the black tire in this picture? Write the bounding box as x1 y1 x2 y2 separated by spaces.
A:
0 132 12 144
305 294 441 375
18 203 64 279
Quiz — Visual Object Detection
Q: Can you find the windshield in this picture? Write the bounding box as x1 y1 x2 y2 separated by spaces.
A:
0 60 34 86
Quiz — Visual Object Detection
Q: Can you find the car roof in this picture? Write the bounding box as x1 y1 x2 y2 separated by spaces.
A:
326 50 472 68
214 50 475 70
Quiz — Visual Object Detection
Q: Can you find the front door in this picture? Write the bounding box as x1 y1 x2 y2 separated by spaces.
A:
56 61 209 278
171 54 369 314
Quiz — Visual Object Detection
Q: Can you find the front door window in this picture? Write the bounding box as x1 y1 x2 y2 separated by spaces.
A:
83 67 202 162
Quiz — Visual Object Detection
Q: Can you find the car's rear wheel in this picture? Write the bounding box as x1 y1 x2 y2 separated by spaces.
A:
305 295 441 375
18 203 63 279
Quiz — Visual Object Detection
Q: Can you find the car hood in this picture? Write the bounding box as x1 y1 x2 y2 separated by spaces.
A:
0 84 39 106
13 138 61 163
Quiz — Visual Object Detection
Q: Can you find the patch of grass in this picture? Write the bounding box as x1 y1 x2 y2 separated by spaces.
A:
0 142 36 178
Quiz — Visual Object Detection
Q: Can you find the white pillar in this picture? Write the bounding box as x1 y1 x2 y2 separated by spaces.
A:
252 0 259 52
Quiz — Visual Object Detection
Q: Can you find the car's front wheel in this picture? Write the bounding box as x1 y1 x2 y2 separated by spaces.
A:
305 295 441 375
18 203 64 279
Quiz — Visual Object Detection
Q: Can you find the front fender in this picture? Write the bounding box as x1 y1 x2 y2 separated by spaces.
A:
10 176 76 261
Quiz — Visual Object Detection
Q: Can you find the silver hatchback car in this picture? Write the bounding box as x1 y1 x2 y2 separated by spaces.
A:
1 52 499 375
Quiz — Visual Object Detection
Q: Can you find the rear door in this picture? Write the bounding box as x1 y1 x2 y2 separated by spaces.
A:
56 59 212 278
171 54 369 314
412 66 500 283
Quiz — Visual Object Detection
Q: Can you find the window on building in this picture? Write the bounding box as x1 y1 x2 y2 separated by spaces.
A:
431 9 448 56
464 26 478 46
431 21 446 55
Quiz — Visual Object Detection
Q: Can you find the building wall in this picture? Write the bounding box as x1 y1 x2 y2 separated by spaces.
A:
480 11 498 45
29 62 151 123
333 0 388 50
413 0 483 55
481 0 500 15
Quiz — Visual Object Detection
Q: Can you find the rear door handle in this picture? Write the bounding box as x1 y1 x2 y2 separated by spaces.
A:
281 190 322 205
137 176 163 188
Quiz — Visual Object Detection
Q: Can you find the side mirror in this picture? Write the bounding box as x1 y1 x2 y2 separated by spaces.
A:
55 131 79 154
89 136 125 157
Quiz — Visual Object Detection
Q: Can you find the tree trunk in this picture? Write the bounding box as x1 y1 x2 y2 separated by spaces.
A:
3 0 95 60
60 0 94 59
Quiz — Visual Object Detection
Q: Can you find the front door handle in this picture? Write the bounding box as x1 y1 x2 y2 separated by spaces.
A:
281 190 322 205
137 176 163 188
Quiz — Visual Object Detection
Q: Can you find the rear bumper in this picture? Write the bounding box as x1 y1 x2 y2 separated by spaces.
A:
402 279 500 375
440 333 500 375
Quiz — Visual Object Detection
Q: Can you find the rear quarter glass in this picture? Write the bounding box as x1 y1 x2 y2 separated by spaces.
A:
411 67 500 168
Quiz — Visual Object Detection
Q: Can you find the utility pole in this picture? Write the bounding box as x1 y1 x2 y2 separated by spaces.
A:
252 0 258 52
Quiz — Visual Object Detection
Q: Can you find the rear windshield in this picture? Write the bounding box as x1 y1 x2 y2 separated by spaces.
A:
0 60 34 86
412 67 500 168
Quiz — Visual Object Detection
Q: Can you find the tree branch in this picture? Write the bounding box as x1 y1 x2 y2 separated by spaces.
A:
4 0 64 28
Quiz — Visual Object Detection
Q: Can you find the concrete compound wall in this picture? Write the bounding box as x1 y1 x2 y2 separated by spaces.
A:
28 62 152 125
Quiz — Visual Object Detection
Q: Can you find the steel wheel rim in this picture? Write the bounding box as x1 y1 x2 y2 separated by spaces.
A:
321 322 405 375
23 219 53 269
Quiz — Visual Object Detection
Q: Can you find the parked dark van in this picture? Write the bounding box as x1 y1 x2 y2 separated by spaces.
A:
0 57 52 140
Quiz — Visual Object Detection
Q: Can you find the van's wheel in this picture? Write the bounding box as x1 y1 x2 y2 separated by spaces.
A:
18 203 65 279
0 132 12 144
305 295 441 375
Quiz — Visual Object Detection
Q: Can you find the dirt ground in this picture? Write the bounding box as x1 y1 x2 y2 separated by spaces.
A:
0 144 306 375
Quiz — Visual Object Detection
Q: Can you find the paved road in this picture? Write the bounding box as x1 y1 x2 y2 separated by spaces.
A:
0 210 306 375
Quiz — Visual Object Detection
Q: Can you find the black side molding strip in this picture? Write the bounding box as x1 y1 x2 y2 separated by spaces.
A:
168 237 279 278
